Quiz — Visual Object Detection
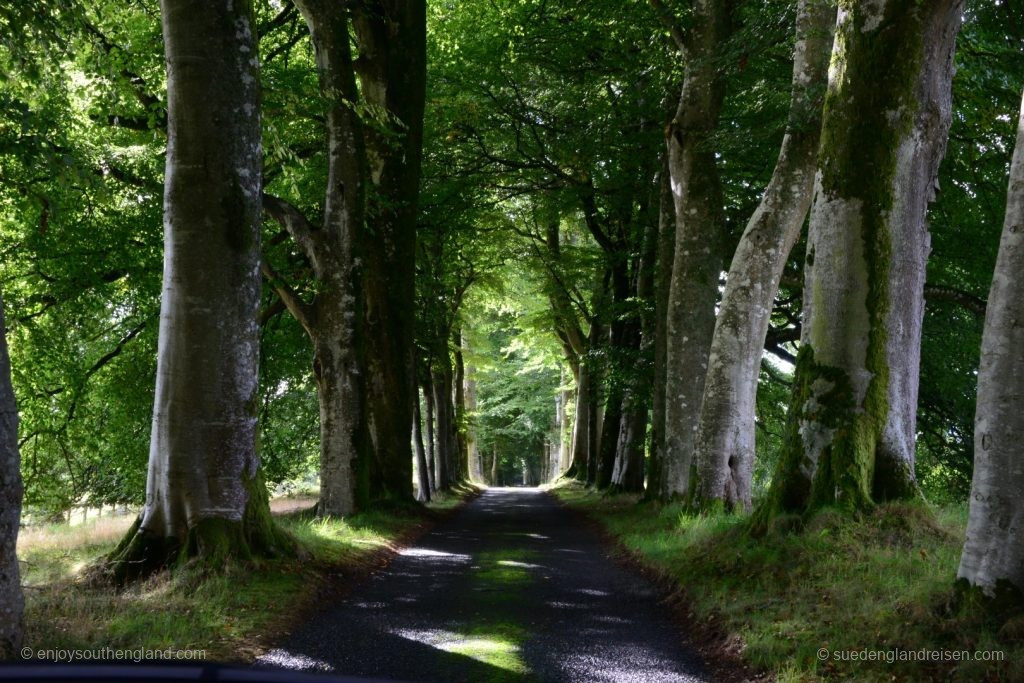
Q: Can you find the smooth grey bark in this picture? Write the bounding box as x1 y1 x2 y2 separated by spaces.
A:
454 341 468 481
266 0 368 518
0 291 23 657
107 0 286 581
690 0 834 512
873 0 963 500
659 0 733 500
267 0 426 510
465 362 482 482
646 161 675 497
423 380 438 491
413 393 430 503
758 0 963 518
957 90 1024 597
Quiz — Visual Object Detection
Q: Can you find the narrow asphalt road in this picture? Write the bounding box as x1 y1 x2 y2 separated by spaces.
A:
261 488 709 682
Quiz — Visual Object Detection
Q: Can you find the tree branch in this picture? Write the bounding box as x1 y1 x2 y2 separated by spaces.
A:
262 193 323 266
259 256 315 335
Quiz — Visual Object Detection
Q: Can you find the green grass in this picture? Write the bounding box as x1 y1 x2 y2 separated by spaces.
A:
18 486 480 661
551 480 1024 682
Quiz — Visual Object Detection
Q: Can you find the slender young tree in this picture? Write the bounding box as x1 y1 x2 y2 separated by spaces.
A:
690 0 835 512
755 0 963 523
956 90 1024 599
0 292 23 657
105 0 289 582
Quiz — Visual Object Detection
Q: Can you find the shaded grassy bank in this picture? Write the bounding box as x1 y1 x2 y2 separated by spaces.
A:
551 480 1023 681
18 483 480 661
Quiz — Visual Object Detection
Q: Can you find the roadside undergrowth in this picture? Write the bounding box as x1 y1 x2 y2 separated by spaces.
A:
551 480 1023 682
18 483 481 661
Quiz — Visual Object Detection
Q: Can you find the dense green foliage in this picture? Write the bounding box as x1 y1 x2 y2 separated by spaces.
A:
0 0 1020 517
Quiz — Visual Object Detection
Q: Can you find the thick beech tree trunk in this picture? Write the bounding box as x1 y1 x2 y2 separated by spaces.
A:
270 0 425 511
660 0 733 500
957 90 1024 599
106 0 288 582
265 0 367 518
352 2 426 505
756 0 963 522
0 292 23 657
690 0 834 512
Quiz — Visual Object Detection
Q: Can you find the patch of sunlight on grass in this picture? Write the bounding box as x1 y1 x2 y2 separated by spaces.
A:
475 549 539 585
443 624 529 677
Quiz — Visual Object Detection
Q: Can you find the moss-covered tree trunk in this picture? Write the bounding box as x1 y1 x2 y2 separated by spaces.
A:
690 0 834 513
957 89 1024 599
105 0 289 583
660 0 733 500
755 0 962 524
0 291 24 657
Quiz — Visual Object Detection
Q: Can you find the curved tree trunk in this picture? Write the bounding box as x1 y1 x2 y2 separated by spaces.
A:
956 90 1024 599
105 0 289 583
660 0 733 500
690 0 834 513
0 292 24 657
756 0 963 523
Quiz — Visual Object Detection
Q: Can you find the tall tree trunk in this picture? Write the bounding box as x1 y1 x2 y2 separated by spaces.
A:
465 362 481 481
596 385 624 489
690 0 834 513
0 292 23 657
956 89 1024 599
105 0 288 583
557 381 570 475
660 0 733 500
413 392 430 503
491 443 499 486
612 199 661 493
352 1 426 506
423 380 438 492
454 339 468 481
646 160 675 498
756 0 963 522
431 362 454 490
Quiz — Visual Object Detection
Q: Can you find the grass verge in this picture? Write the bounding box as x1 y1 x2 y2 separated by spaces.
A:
550 480 1023 682
18 482 481 662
